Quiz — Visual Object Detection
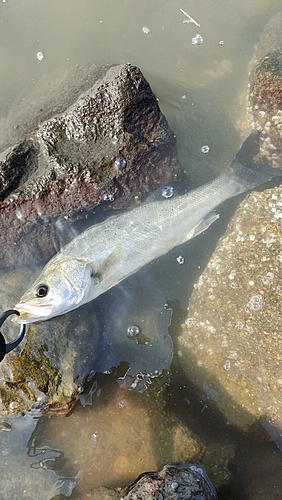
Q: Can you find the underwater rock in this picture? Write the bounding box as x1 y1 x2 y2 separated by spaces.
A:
247 11 282 167
178 182 282 436
77 486 119 500
38 379 203 496
0 63 180 268
0 263 173 416
122 463 217 500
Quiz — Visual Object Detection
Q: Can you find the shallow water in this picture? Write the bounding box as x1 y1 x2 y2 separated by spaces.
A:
0 0 282 498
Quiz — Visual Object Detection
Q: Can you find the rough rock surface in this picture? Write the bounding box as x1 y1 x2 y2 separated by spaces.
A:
247 12 282 167
121 463 217 500
178 183 282 436
0 63 180 268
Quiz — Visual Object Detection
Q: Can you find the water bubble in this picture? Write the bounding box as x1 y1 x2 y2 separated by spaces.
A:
118 400 126 409
263 233 276 247
127 325 140 337
186 318 196 326
192 34 203 45
103 193 114 202
235 321 244 330
190 465 205 477
219 40 224 45
142 26 150 34
176 255 185 265
36 51 44 61
263 272 275 285
162 186 174 198
114 157 127 170
246 294 263 311
201 145 210 153
86 371 96 382
182 94 187 100
91 432 99 442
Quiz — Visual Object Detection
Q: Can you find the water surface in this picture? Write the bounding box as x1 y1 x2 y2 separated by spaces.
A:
0 0 281 498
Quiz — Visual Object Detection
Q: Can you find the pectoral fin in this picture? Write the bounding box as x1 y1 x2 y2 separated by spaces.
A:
192 212 220 238
94 246 124 282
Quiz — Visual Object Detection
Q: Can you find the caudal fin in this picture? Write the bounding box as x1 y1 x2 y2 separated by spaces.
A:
227 131 282 193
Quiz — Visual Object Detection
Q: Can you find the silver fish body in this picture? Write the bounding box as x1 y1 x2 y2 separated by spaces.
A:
15 133 282 323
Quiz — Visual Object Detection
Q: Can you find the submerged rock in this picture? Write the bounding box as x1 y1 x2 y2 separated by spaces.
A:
77 487 119 500
122 463 217 500
247 12 282 167
0 264 173 416
33 379 204 496
178 183 282 436
0 63 180 268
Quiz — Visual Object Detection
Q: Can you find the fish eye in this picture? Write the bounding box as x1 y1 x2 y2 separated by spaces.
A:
35 284 49 298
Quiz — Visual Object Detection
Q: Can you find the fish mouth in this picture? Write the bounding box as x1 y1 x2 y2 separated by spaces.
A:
13 303 55 324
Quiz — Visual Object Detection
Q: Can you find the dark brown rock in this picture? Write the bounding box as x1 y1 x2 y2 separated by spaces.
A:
0 63 180 268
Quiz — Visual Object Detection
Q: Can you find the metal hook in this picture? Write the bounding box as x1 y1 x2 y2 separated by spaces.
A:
0 310 26 362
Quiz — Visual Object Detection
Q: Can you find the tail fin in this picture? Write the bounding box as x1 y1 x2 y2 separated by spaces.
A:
226 131 282 193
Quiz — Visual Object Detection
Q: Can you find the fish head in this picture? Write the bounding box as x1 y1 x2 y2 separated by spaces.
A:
15 257 93 323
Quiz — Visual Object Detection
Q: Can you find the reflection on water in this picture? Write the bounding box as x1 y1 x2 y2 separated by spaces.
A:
0 0 282 498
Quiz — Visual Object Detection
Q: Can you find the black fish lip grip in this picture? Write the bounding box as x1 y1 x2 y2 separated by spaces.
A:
0 310 26 362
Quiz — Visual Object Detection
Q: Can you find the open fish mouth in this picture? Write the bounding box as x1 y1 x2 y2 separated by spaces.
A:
13 303 55 324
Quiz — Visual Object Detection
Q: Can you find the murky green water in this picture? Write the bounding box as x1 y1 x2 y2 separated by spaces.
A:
0 0 282 498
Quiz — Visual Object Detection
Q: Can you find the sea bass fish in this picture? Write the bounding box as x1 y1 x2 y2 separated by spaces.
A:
15 133 282 323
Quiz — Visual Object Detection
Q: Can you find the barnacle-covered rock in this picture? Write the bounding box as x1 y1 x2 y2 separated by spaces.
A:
178 183 282 437
247 12 282 167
